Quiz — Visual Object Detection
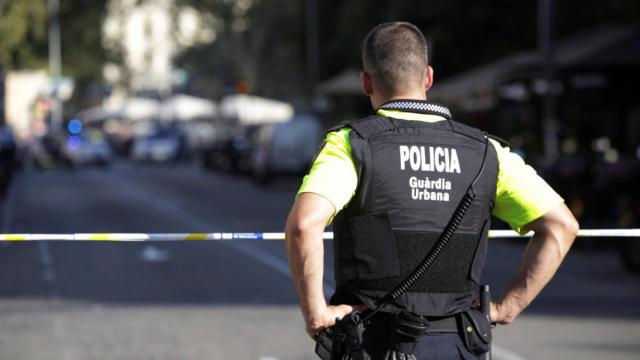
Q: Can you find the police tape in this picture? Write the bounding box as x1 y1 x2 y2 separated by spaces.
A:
0 233 303 241
0 229 639 241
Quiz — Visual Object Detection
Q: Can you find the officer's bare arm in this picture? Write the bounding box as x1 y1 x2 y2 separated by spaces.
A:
491 202 579 324
285 192 362 338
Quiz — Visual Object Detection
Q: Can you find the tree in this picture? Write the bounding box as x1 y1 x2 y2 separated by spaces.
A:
0 0 108 84
59 0 109 83
175 0 306 99
0 0 48 70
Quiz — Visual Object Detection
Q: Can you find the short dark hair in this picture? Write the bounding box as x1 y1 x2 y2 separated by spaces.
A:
362 22 429 96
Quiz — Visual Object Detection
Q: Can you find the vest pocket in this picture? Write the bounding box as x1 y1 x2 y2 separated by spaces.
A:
349 213 401 280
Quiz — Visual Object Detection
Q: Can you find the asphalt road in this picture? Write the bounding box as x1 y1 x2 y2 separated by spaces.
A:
0 162 639 360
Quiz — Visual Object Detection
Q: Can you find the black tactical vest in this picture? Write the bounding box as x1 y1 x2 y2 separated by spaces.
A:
330 100 499 317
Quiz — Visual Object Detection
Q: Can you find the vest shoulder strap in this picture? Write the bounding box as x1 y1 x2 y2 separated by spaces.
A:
349 115 396 139
488 134 511 148
448 120 487 143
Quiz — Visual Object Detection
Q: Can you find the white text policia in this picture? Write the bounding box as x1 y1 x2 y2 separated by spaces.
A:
400 145 460 202
399 145 461 173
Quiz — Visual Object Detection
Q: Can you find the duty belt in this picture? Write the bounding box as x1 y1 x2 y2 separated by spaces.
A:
368 313 459 334
423 316 459 333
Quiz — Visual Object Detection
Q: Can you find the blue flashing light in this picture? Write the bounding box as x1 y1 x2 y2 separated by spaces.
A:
68 119 82 134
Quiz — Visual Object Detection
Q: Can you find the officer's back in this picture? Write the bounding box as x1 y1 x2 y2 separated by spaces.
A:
285 22 578 360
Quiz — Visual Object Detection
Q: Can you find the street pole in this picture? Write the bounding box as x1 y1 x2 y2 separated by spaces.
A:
48 0 63 131
538 0 559 163
305 0 319 97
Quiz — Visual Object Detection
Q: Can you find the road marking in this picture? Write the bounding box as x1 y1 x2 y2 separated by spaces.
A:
93 172 337 295
139 245 171 262
36 241 59 300
225 240 335 295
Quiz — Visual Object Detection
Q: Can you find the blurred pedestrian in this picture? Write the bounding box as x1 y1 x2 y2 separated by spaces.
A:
285 22 578 359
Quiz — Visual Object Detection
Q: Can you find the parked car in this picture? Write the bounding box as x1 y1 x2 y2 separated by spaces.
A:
130 125 186 163
249 114 322 183
63 131 112 166
201 129 234 171
26 133 73 170
201 124 260 173
178 120 218 156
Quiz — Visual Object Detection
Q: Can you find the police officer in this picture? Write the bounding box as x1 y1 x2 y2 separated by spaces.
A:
285 22 578 359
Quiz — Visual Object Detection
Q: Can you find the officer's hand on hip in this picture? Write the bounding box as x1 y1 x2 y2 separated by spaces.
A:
307 304 368 339
490 301 517 325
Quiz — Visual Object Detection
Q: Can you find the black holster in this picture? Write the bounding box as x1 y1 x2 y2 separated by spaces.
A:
378 311 428 360
458 309 492 356
315 312 366 360
390 312 429 354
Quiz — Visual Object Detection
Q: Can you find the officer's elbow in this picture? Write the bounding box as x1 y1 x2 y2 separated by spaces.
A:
564 214 580 239
285 193 335 243
549 204 579 256
285 212 318 243
285 217 306 241
528 203 579 257
557 215 578 257
558 202 579 237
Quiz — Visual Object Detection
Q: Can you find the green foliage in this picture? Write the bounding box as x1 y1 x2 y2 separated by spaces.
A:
0 0 48 69
59 0 109 82
0 0 107 83
176 0 305 98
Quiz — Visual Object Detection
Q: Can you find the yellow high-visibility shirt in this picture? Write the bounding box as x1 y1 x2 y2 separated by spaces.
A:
298 109 564 234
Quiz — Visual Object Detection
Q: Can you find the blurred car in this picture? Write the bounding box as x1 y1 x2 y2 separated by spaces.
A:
26 133 73 170
232 125 262 173
63 131 112 166
249 114 322 183
130 125 186 162
178 120 218 157
201 129 234 171
201 124 260 173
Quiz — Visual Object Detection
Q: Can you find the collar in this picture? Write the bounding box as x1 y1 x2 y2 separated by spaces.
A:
375 99 452 123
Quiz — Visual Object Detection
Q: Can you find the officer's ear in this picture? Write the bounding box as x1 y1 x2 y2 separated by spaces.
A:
361 71 374 96
424 66 434 92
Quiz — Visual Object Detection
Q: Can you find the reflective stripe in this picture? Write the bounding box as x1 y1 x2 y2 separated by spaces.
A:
77 233 150 241
186 233 207 240
0 235 25 241
88 234 113 241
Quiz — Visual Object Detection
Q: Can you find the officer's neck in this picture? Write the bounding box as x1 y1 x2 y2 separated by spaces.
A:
373 91 427 109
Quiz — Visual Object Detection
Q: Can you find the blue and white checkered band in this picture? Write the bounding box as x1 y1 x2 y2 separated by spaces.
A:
379 100 452 119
